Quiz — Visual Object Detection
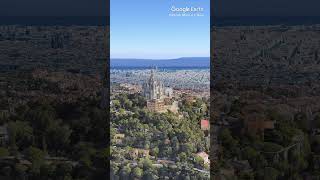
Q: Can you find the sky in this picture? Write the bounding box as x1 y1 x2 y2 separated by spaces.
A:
110 0 210 59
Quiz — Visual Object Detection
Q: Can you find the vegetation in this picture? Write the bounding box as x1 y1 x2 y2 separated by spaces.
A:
0 96 108 179
110 93 210 179
214 88 320 179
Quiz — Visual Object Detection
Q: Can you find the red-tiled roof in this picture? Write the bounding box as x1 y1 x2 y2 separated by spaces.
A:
201 119 209 129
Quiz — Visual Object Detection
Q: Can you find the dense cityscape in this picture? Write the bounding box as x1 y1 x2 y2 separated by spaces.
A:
212 24 320 179
110 67 210 179
0 25 109 179
111 68 209 92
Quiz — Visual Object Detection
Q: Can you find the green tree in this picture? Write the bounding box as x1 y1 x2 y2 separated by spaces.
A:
257 167 279 180
132 167 143 179
238 171 254 180
73 142 96 167
219 129 238 158
14 163 28 180
40 164 55 179
151 147 159 157
46 120 72 153
0 147 9 158
8 121 34 149
54 163 73 179
178 152 187 162
26 146 46 174
314 113 320 128
27 104 56 151
112 100 121 109
194 156 204 168
294 112 308 132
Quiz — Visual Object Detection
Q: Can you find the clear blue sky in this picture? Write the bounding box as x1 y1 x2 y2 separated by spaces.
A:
111 0 210 59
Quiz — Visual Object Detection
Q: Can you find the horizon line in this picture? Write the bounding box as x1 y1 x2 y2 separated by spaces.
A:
111 57 210 60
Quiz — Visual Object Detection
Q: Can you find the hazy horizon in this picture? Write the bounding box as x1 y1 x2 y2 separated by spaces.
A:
110 57 210 68
111 57 210 60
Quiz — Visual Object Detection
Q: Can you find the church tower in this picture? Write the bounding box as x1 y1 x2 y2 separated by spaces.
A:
149 69 157 100
143 68 165 100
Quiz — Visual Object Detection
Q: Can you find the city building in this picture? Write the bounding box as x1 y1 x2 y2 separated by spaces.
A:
201 119 210 136
129 148 150 159
196 151 210 165
201 119 210 131
143 69 178 113
113 133 125 145
143 69 165 100
243 113 275 137
147 99 166 112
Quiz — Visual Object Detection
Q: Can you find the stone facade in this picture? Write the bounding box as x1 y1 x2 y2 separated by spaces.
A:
143 69 165 100
143 69 178 113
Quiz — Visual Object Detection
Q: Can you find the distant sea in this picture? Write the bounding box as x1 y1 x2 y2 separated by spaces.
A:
111 67 209 71
110 57 210 69
212 16 320 26
0 16 108 26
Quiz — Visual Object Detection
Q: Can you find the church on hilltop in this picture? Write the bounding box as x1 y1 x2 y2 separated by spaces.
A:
142 69 177 113
143 69 166 100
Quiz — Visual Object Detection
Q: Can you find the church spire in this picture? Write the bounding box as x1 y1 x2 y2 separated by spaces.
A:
150 68 155 83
